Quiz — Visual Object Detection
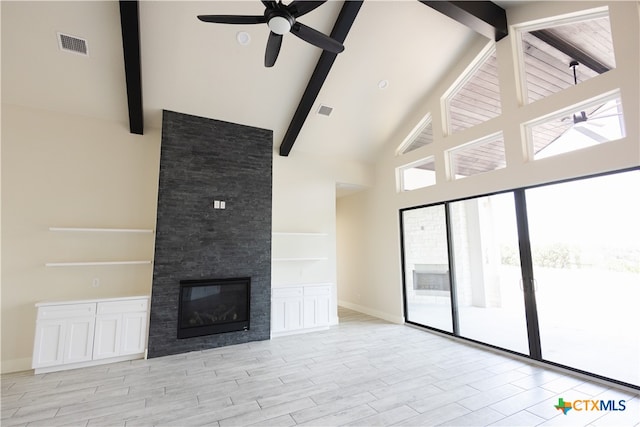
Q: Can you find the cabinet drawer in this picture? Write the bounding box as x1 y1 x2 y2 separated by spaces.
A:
97 299 148 315
304 286 331 296
37 303 96 320
272 287 303 298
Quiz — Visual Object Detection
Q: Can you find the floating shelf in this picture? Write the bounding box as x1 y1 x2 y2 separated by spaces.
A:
45 261 152 267
49 227 153 233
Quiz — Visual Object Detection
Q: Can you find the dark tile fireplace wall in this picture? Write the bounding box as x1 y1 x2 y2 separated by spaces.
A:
148 110 273 358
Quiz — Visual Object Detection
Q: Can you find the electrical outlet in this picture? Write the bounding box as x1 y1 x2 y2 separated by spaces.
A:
92 278 100 288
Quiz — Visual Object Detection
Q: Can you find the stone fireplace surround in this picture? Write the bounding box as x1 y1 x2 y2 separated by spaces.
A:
148 110 273 358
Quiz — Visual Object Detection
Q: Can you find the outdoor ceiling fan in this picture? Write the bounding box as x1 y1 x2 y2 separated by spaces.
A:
562 60 623 143
198 1 344 67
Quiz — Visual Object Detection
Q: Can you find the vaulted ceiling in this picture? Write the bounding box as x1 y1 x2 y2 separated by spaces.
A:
2 1 510 164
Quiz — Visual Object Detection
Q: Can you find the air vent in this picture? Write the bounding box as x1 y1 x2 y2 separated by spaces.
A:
317 105 333 117
57 33 88 56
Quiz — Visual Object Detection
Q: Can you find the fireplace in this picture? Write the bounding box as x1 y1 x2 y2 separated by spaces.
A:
413 264 450 292
177 277 250 339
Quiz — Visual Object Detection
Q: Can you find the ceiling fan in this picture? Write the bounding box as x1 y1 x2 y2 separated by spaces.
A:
561 60 623 143
198 1 344 68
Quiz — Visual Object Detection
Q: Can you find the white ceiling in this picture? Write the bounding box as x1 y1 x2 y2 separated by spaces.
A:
2 1 482 164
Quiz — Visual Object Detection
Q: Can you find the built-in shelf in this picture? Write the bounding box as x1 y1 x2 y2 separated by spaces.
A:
45 261 152 267
46 227 154 268
49 227 153 233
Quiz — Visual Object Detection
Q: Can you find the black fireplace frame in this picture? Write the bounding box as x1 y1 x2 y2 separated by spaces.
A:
177 277 251 339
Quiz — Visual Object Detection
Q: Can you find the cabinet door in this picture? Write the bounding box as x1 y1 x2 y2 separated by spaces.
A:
303 286 331 328
93 315 121 360
285 298 304 331
120 312 147 355
63 316 95 364
272 298 304 332
303 296 331 328
303 297 317 328
272 299 287 333
32 320 66 368
315 294 331 326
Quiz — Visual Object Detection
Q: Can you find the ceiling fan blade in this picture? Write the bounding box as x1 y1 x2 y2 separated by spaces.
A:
265 32 283 67
287 1 326 17
574 125 609 143
261 1 277 9
290 22 344 54
198 15 266 24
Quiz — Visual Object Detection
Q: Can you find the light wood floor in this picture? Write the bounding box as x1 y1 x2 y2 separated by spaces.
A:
2 308 639 427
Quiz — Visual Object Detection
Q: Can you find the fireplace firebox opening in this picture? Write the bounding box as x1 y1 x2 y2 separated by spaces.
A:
177 277 250 339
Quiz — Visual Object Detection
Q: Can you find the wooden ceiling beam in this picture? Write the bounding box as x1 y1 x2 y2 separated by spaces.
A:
419 1 508 41
530 29 610 75
119 0 144 135
278 1 363 157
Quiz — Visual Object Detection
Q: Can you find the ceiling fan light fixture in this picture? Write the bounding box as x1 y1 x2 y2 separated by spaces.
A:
268 16 292 35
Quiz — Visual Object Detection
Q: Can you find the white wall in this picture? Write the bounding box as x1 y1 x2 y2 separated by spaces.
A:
272 151 372 324
337 1 640 323
1 104 161 373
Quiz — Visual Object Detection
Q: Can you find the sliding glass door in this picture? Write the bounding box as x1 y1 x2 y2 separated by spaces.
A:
401 205 453 332
526 172 640 385
449 194 529 354
400 169 640 387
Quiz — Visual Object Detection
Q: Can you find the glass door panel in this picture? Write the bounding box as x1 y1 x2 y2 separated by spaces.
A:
402 205 453 332
449 194 529 354
526 171 640 386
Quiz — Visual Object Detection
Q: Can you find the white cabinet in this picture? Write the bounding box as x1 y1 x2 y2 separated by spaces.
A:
94 299 148 360
32 303 96 369
271 287 304 334
32 297 149 374
271 284 331 337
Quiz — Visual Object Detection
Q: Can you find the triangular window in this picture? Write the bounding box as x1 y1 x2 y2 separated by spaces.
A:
444 45 501 134
398 115 434 155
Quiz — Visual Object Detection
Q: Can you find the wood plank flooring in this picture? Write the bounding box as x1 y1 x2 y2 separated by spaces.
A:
2 308 639 426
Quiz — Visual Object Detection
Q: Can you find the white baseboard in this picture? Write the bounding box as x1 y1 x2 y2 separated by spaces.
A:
338 300 404 324
271 325 330 339
33 353 145 375
1 357 32 374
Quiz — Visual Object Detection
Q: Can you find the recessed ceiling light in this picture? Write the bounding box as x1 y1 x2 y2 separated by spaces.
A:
236 31 251 46
378 79 389 89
